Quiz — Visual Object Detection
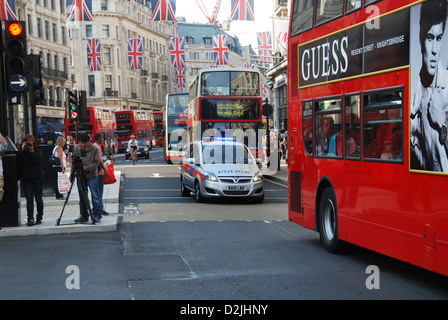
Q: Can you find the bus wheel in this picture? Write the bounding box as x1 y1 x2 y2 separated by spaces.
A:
318 187 342 253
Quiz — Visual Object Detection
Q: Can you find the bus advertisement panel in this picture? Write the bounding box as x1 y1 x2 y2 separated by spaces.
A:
65 106 116 142
115 110 155 153
153 111 164 146
288 0 448 276
164 93 188 163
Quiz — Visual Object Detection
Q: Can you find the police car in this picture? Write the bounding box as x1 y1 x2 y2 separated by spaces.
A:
180 139 264 203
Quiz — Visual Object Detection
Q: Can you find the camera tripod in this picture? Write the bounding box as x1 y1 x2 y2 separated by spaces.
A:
56 166 96 226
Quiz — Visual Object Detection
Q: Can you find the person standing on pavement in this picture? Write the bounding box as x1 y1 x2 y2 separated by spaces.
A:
93 133 109 216
51 136 67 200
72 133 102 223
17 134 45 226
0 132 7 204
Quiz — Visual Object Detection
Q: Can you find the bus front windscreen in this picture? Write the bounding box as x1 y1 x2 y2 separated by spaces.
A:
117 124 132 137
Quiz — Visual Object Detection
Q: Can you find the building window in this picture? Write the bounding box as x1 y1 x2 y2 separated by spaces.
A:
86 25 92 38
103 47 111 65
45 21 49 40
102 25 110 37
88 75 95 97
101 0 108 10
37 18 42 38
61 26 66 45
52 23 57 42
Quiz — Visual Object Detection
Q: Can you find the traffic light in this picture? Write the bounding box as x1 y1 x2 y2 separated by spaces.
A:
78 90 87 121
67 90 78 120
28 54 45 105
4 21 28 93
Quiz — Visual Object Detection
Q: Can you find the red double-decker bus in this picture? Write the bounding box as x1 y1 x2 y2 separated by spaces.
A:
153 111 164 147
65 106 116 142
187 67 263 160
288 0 448 276
115 110 155 153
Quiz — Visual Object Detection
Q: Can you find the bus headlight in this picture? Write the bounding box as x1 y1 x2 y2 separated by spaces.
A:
204 172 218 182
253 171 263 182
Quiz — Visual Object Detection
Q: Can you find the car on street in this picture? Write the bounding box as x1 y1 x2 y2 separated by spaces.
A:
125 139 150 159
180 139 264 203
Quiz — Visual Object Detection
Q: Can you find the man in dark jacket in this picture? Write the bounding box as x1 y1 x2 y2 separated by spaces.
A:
71 133 102 223
17 134 45 226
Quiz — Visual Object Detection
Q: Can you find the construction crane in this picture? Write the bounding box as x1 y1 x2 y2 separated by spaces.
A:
195 0 223 25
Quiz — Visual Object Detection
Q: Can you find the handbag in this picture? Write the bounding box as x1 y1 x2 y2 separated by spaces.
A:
48 155 60 166
48 146 61 166
104 162 117 184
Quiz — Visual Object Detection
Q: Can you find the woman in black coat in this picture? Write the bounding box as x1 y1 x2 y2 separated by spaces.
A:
17 134 45 226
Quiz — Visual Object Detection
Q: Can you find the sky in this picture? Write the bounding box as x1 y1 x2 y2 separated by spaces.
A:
175 0 273 48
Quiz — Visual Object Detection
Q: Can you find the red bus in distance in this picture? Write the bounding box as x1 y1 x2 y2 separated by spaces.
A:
115 110 155 153
153 111 164 147
65 106 116 144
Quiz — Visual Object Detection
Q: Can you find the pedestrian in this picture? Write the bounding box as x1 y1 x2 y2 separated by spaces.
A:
51 136 67 200
105 136 115 161
0 132 7 203
72 133 102 223
93 133 109 216
17 134 45 226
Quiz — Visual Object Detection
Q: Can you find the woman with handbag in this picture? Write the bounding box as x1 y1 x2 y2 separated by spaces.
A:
51 136 67 200
17 134 45 226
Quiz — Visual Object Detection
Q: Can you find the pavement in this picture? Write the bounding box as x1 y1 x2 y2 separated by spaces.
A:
0 158 288 237
0 171 121 237
263 161 288 186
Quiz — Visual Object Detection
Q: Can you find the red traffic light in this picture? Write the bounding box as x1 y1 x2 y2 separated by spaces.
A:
8 22 23 37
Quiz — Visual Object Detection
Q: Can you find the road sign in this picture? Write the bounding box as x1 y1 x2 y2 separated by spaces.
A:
9 74 28 92
71 112 78 119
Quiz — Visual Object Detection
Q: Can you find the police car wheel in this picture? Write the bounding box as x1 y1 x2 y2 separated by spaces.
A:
194 181 203 203
180 177 190 197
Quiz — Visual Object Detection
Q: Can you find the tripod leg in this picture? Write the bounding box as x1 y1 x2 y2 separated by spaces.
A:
56 178 76 226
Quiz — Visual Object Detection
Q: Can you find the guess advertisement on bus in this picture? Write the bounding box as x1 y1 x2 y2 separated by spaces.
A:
410 0 448 174
298 8 410 87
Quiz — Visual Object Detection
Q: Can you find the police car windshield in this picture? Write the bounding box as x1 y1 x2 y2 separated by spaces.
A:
202 143 253 164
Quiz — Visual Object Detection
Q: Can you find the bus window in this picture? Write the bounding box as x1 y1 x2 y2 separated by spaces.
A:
316 0 344 25
230 71 260 96
201 71 230 96
364 0 382 5
346 0 361 13
303 100 313 156
315 97 343 157
345 94 361 159
291 0 315 36
363 89 403 162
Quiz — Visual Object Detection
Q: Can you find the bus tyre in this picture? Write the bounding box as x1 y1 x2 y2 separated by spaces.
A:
318 187 342 253
195 181 203 203
180 177 190 197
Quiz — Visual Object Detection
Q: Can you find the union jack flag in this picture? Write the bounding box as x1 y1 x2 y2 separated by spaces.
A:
1 0 18 21
209 65 219 69
87 38 102 72
243 63 254 69
257 31 272 66
66 0 93 21
175 67 186 88
230 0 255 21
261 81 267 97
151 0 176 21
213 35 230 66
170 37 186 68
128 38 143 70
